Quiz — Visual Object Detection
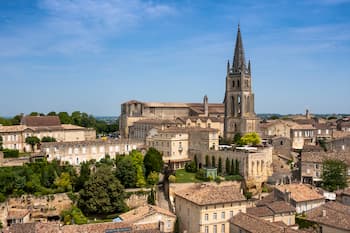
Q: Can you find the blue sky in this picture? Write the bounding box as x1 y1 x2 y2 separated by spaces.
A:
0 0 350 116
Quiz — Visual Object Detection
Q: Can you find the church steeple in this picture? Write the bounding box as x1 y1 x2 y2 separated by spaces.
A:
232 24 246 73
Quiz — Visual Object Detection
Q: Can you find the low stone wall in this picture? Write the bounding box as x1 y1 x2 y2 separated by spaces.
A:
125 188 151 209
0 157 29 167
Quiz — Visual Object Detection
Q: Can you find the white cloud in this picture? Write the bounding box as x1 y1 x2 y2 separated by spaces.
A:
0 0 176 56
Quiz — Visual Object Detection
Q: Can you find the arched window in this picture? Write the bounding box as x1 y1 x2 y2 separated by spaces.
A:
238 80 240 88
231 96 235 115
232 80 235 88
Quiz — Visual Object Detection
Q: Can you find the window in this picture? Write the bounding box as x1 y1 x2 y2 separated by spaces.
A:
205 226 209 233
213 225 217 233
205 214 208 221
221 224 225 233
213 213 217 220
325 129 329 134
230 211 233 217
167 220 171 228
221 211 225 219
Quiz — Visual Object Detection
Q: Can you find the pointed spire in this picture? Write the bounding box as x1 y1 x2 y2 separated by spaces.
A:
232 24 246 73
248 60 251 74
227 60 230 74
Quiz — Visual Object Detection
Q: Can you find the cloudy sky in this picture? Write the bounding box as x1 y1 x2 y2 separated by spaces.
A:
0 0 349 116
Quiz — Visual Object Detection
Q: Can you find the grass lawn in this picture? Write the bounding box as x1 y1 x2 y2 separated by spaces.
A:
175 169 200 183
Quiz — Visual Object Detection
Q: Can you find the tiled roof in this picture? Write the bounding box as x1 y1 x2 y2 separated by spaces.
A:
62 222 133 233
7 209 29 219
230 212 307 233
175 183 245 205
256 193 276 206
6 222 60 233
21 116 61 127
305 202 350 231
275 184 324 203
301 151 350 165
248 201 295 217
119 205 175 223
0 125 26 133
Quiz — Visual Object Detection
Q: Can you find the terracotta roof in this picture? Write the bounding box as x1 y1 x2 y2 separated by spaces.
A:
6 222 60 233
175 183 245 205
21 116 61 127
0 125 26 133
62 222 133 233
230 212 306 233
119 205 175 223
256 193 276 206
305 202 350 231
275 184 324 203
248 201 295 217
7 209 29 219
291 124 316 130
301 151 350 165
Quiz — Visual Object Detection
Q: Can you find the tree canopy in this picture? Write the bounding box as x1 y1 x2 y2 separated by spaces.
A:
78 165 127 215
239 132 261 146
322 159 348 192
25 136 40 152
115 156 137 188
143 147 163 177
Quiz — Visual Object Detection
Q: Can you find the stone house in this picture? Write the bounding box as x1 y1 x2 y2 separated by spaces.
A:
174 183 248 233
304 201 350 233
229 212 308 233
290 124 316 150
41 139 144 165
119 205 176 233
6 210 30 226
273 184 325 214
0 116 96 152
300 151 350 185
246 201 296 226
336 188 350 206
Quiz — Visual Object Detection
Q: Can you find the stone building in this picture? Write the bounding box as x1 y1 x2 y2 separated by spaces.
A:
120 96 224 138
224 25 259 140
290 124 316 150
174 183 248 233
119 205 176 233
0 116 96 152
146 127 219 170
41 139 144 165
304 201 350 233
273 184 325 214
300 151 350 185
190 146 273 189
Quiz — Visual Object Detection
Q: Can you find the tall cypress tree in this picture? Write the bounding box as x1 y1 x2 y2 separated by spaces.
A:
235 159 240 175
230 159 235 175
211 156 216 168
218 158 222 174
205 155 210 167
225 158 230 175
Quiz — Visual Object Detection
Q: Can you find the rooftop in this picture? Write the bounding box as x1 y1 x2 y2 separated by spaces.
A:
275 184 324 203
301 151 350 165
175 183 245 205
21 115 61 127
230 212 307 233
119 205 175 223
305 202 350 231
7 209 29 219
247 201 295 217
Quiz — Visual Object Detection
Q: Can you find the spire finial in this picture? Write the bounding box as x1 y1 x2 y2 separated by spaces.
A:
232 24 246 73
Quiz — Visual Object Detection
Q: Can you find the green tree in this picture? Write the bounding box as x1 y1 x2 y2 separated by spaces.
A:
205 155 210 167
61 206 88 225
25 136 40 152
218 157 222 174
74 162 91 192
58 112 72 124
41 136 57 142
194 155 198 169
233 133 242 144
225 158 230 174
147 188 156 205
147 171 159 185
78 165 127 215
130 150 146 187
211 156 216 168
47 111 57 116
230 159 235 175
144 147 163 177
240 132 261 146
322 159 348 192
235 159 240 175
54 172 72 192
115 156 137 188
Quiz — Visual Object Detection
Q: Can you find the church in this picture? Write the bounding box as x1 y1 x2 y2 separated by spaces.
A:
120 25 259 141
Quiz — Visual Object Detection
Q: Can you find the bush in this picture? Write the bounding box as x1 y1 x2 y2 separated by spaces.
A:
3 149 19 158
185 161 197 173
195 169 210 181
244 191 252 199
225 175 243 181
214 177 221 184
168 175 176 183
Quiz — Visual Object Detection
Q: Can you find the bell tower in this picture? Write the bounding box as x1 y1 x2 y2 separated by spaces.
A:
224 25 259 140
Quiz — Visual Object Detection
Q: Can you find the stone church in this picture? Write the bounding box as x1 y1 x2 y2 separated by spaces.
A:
224 25 260 140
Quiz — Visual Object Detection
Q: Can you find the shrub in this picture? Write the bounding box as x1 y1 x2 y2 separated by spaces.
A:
225 175 243 181
185 161 197 173
195 169 210 181
168 175 176 183
3 149 19 158
214 177 221 184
